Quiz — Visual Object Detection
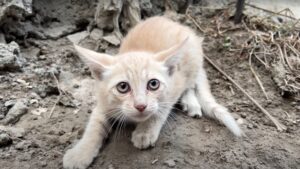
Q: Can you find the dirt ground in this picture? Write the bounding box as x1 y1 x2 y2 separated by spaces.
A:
0 1 299 169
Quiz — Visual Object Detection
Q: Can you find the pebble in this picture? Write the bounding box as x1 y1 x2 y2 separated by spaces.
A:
151 159 158 165
3 99 28 125
204 126 210 133
103 34 121 46
15 141 26 150
108 164 115 169
29 99 39 105
38 55 46 60
164 159 176 168
4 100 16 108
247 123 253 129
40 161 47 167
237 118 244 125
241 112 247 118
90 28 103 40
0 132 12 147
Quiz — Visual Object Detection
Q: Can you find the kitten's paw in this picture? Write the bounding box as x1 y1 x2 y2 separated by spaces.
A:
181 89 202 118
186 105 202 118
181 99 202 118
63 146 95 169
131 129 159 149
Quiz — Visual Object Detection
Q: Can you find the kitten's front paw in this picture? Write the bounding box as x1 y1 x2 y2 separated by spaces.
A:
131 129 159 149
63 146 94 169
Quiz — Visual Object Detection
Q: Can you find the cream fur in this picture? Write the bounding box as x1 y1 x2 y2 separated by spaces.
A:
63 16 243 169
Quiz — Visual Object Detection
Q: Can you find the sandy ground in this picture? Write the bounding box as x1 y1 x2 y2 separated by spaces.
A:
0 1 299 169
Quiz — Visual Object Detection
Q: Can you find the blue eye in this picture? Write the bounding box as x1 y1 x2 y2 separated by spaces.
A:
147 79 160 91
116 82 131 93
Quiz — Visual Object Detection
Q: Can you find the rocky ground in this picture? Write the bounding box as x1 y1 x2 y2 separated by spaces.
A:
0 0 299 169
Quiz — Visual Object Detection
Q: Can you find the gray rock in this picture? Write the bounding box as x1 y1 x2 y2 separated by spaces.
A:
0 131 12 147
108 164 115 169
164 159 176 168
0 125 25 138
0 32 5 43
40 161 47 167
90 28 103 41
3 99 28 125
15 141 26 150
67 31 89 44
0 41 25 71
0 0 33 20
44 24 77 39
4 99 16 108
103 34 121 46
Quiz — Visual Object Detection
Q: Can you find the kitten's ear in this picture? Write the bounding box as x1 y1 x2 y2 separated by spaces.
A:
74 45 114 80
154 37 189 75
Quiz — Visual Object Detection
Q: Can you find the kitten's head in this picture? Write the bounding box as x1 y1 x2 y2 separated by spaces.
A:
74 38 188 122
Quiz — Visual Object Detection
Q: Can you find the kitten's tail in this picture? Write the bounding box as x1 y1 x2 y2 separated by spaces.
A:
202 103 244 137
196 70 244 137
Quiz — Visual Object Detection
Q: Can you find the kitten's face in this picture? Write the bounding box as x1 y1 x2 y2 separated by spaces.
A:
104 52 169 122
74 38 187 122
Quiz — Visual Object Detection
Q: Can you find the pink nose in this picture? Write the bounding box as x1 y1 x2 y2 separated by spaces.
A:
134 104 147 112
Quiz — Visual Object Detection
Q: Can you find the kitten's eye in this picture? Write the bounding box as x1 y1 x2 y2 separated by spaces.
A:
116 82 131 94
147 79 160 91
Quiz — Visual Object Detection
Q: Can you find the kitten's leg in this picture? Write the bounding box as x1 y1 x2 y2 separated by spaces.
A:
180 89 202 118
195 68 243 136
131 109 169 149
63 106 108 169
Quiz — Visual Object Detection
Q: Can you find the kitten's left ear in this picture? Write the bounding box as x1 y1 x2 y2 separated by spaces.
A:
74 45 114 80
155 37 189 75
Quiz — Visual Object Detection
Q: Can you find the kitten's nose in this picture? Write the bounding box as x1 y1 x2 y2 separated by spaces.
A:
134 104 147 112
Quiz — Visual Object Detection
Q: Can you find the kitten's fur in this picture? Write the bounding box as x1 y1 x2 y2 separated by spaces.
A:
63 16 243 169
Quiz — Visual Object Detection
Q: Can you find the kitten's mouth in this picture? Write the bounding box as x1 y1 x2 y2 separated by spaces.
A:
131 112 152 121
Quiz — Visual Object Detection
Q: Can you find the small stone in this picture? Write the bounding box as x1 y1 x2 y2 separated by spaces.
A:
4 99 28 125
73 84 80 88
151 159 158 165
0 42 25 71
237 118 244 125
241 113 247 118
108 164 115 169
15 141 26 150
204 126 210 133
4 100 16 108
16 79 29 86
0 126 26 138
90 28 103 40
67 31 89 44
29 99 39 105
164 159 176 168
247 123 253 129
0 132 12 147
103 34 121 46
38 55 46 60
40 161 47 167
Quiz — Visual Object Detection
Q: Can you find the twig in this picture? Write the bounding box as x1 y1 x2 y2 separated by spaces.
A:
249 49 269 100
283 44 294 71
185 12 206 33
204 55 287 131
245 3 297 20
49 72 62 118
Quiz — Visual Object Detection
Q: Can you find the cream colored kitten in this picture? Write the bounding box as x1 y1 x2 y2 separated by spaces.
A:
63 16 243 169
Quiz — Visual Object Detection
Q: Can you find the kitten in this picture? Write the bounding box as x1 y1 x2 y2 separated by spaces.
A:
63 16 243 169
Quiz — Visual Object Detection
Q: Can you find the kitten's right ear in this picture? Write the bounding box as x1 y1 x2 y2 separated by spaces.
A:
74 45 114 80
